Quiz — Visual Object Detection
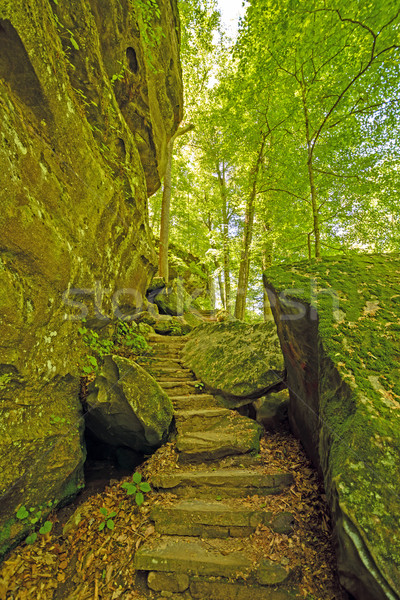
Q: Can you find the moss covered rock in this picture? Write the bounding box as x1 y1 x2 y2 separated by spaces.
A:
182 322 284 406
86 355 173 452
154 315 192 336
264 253 400 600
152 279 192 316
0 0 182 558
0 376 85 558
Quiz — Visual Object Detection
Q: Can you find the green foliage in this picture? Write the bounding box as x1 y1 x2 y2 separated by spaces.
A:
194 381 205 391
50 414 70 426
115 322 152 357
0 372 12 389
121 472 151 506
153 0 400 318
15 505 54 545
78 322 114 374
111 60 127 85
16 506 28 520
98 507 117 532
39 521 53 535
131 0 164 72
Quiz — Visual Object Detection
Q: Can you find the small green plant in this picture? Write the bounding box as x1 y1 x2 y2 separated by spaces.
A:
82 355 99 375
78 322 114 374
98 507 117 531
115 322 152 357
194 381 205 391
169 323 182 335
111 60 128 85
16 505 53 545
121 472 151 506
0 372 13 388
50 414 70 425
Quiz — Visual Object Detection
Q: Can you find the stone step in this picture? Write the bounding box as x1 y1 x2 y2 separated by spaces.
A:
147 366 193 377
147 356 185 369
151 469 293 498
135 538 299 594
175 407 232 433
159 381 198 396
176 427 261 463
134 537 253 578
150 499 295 538
189 578 300 600
170 394 218 410
146 570 300 599
148 342 186 352
176 414 262 462
148 335 187 343
156 375 195 383
149 350 183 359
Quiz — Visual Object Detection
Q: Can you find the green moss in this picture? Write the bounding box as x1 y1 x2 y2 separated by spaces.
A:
264 253 400 580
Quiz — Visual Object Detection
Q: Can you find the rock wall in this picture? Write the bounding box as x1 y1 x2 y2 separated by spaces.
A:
264 254 400 600
0 0 182 556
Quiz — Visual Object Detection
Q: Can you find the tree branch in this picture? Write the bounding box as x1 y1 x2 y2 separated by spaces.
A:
257 187 307 202
314 167 361 180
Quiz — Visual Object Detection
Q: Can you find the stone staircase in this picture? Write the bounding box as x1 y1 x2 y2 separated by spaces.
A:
135 334 302 599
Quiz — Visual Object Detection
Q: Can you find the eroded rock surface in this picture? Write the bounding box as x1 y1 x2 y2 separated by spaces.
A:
182 322 284 405
0 0 182 555
264 254 400 600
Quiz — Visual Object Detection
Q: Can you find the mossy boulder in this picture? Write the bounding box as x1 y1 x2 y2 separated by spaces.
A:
182 322 285 406
0 376 85 558
183 311 204 329
154 315 192 336
152 279 192 316
264 253 400 600
85 355 173 453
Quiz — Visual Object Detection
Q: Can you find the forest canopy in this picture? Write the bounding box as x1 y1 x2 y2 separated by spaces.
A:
149 0 400 319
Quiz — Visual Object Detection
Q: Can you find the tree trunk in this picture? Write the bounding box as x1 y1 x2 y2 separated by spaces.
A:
301 89 321 258
217 269 225 308
234 187 256 320
261 222 273 321
217 162 231 312
307 232 312 260
158 124 195 282
208 272 216 309
234 134 266 321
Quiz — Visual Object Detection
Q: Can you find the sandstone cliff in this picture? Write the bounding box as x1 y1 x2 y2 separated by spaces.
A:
0 0 182 556
264 254 400 600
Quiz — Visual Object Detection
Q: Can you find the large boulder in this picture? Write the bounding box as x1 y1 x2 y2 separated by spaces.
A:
154 315 192 336
0 0 182 557
152 279 192 316
264 254 400 600
85 355 174 453
0 376 85 557
182 322 285 406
